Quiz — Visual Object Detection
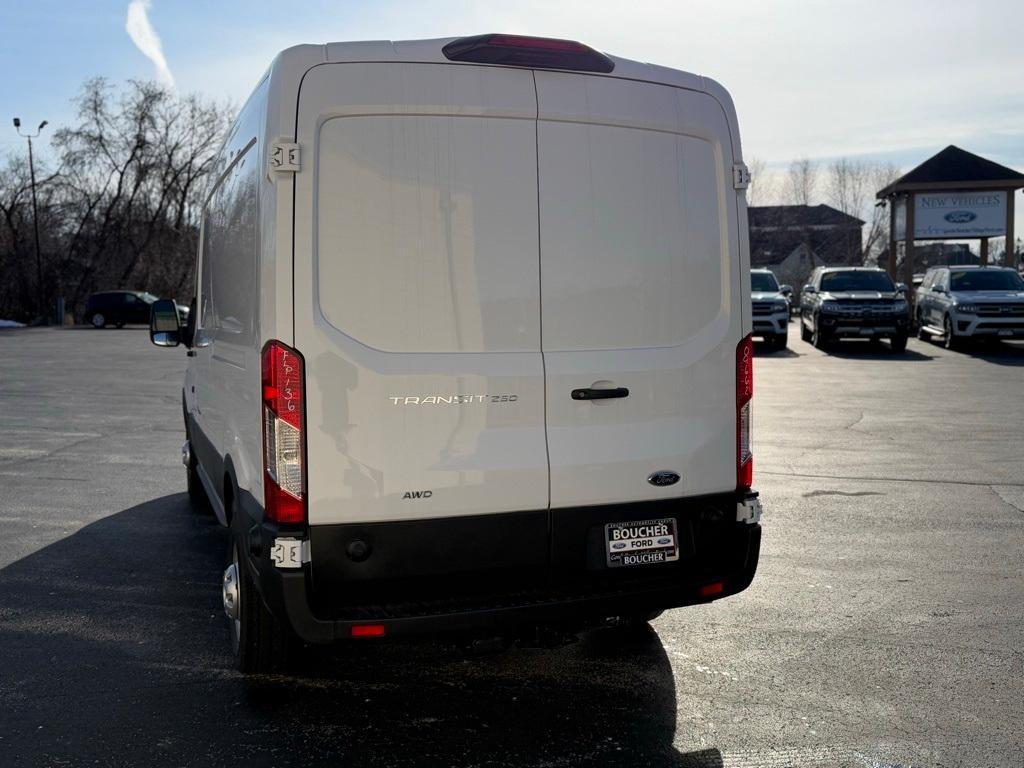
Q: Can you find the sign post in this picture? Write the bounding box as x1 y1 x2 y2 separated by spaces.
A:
875 146 1024 274
1007 193 1016 269
904 194 915 295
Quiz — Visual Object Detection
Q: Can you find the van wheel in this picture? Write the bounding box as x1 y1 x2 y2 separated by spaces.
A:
889 334 908 353
773 333 788 350
800 317 812 342
186 458 210 512
228 540 294 674
90 313 106 329
943 316 962 350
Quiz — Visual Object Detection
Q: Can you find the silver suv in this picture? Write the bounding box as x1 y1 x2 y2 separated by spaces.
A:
915 266 1024 349
750 269 791 349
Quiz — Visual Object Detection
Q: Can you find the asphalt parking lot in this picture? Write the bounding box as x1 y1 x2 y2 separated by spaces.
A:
0 324 1022 768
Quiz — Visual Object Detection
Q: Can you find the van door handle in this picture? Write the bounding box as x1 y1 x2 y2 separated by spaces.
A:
571 387 629 401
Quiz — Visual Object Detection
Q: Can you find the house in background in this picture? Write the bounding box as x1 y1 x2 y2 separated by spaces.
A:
748 204 864 289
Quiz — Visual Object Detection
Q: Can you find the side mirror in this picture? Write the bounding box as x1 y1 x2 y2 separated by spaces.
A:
779 284 793 297
150 299 181 347
895 282 908 295
802 284 816 294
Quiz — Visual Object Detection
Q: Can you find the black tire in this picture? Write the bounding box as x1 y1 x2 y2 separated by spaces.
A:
183 415 211 514
186 458 209 512
800 316 812 342
230 538 295 675
593 611 664 645
774 333 788 350
90 312 106 329
811 319 830 350
889 334 908 353
943 315 962 350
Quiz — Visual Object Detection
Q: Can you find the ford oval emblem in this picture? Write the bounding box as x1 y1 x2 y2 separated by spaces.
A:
944 210 976 223
648 471 680 487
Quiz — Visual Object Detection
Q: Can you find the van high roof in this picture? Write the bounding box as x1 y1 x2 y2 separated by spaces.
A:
255 35 742 157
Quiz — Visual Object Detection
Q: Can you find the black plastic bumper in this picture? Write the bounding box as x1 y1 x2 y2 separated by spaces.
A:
820 314 908 338
243 492 762 644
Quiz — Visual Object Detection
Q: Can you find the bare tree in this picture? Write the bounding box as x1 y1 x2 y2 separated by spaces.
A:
785 157 818 207
0 78 234 322
745 157 776 208
825 158 900 263
864 163 901 263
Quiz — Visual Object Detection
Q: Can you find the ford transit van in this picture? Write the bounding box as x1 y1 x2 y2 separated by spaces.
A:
149 34 762 673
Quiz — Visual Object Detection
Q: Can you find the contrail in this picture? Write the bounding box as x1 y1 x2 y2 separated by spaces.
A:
125 0 175 88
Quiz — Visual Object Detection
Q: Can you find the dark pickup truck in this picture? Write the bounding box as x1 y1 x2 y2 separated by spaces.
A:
799 267 909 352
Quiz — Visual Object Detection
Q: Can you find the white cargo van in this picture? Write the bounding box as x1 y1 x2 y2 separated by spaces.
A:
149 34 762 673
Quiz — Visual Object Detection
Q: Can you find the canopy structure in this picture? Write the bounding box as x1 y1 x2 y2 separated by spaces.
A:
876 146 1024 285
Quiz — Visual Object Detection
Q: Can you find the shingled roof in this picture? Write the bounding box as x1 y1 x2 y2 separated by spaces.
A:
877 145 1024 198
749 204 864 228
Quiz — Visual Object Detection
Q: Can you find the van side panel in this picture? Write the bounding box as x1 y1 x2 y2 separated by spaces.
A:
535 73 743 508
190 78 268 512
294 63 548 525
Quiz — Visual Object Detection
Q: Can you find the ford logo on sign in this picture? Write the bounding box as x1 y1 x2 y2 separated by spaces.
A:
944 210 976 223
647 471 680 487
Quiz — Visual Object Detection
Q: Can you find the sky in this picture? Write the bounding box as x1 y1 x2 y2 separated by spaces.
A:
1 0 1022 231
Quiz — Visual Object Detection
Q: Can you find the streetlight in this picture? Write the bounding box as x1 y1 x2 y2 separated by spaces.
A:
13 117 48 320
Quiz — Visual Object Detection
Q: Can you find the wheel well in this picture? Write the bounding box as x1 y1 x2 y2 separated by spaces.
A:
222 461 237 524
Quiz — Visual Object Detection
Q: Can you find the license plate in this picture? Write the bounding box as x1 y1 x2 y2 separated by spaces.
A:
998 329 1013 336
605 518 679 568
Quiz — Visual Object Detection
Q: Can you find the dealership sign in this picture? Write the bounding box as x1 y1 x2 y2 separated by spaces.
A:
909 191 1007 239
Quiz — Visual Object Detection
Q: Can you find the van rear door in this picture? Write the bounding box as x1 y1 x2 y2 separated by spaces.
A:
535 72 743 510
293 63 548 527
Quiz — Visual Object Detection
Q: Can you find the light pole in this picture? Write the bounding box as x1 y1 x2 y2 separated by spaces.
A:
13 117 48 320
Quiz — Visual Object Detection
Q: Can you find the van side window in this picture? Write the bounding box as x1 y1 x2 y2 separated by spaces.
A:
200 211 215 334
200 140 258 345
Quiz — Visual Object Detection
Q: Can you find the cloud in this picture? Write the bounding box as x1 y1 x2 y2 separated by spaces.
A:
125 0 174 88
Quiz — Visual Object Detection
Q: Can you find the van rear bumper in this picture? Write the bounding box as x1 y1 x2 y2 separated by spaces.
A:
247 492 761 644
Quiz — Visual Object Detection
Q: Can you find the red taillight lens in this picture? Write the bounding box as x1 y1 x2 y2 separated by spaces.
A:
351 624 386 638
700 581 724 598
487 34 590 52
441 33 615 73
736 334 754 490
261 341 306 524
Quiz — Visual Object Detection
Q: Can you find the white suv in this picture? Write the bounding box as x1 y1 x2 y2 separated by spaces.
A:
916 266 1024 348
750 269 791 349
148 34 762 673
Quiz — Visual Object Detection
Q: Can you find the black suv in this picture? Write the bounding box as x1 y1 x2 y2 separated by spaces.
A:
84 291 188 329
799 267 910 352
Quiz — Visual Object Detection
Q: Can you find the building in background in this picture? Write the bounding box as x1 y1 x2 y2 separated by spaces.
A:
748 204 864 289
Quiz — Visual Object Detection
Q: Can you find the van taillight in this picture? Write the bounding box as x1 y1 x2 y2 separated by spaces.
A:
442 34 615 73
736 334 753 490
261 341 306 524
